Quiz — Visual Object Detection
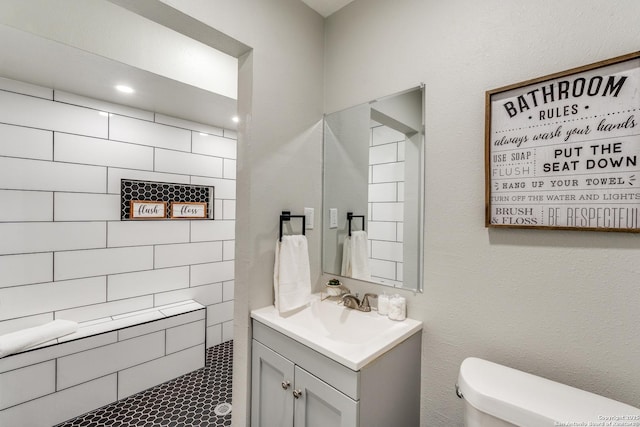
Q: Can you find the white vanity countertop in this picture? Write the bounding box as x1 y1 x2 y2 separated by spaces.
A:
250 294 422 370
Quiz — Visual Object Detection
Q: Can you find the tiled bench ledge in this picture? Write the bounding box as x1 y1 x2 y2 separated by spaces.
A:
0 300 206 427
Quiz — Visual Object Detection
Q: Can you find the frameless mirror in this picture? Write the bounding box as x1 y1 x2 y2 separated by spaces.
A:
322 86 424 291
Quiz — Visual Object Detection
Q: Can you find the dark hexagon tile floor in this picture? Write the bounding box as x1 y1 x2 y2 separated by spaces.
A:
56 340 233 427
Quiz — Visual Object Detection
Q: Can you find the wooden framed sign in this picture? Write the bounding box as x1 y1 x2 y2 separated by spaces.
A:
130 201 167 219
486 51 640 232
170 202 208 219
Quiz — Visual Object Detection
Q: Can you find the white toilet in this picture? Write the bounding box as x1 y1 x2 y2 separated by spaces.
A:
457 357 640 426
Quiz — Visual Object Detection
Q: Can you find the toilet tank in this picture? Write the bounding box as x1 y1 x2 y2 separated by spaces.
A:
457 357 640 427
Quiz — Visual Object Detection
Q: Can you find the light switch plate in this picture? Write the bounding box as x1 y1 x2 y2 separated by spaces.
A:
329 208 338 228
304 207 314 229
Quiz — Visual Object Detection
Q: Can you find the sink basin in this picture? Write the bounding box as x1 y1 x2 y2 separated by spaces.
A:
250 294 422 370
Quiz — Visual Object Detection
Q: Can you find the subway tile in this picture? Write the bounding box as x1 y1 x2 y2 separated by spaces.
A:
0 77 52 99
192 133 236 159
367 221 397 241
0 222 105 255
0 90 107 138
57 331 164 390
369 143 397 165
371 125 405 146
0 313 53 336
0 123 52 160
0 360 55 410
0 332 117 374
108 267 189 301
155 148 223 178
223 129 237 139
368 183 397 202
110 115 190 152
0 157 106 193
371 202 404 222
54 246 153 281
107 167 190 194
223 158 236 179
0 253 53 289
190 261 235 286
206 324 222 348
54 296 153 323
223 241 235 261
222 320 233 342
54 91 154 121
54 133 153 170
206 300 234 326
397 222 404 242
190 177 236 199
117 344 204 400
371 162 405 183
222 281 234 301
0 190 52 222
214 199 223 220
154 282 223 307
155 241 223 268
397 263 404 282
0 277 106 321
397 182 405 202
223 200 236 220
371 240 403 263
117 309 204 342
369 258 397 281
155 114 223 136
166 320 205 354
397 140 405 161
0 374 116 427
107 221 190 247
54 193 120 221
190 220 235 242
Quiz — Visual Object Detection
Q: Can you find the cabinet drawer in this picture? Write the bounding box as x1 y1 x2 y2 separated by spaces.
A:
253 320 360 400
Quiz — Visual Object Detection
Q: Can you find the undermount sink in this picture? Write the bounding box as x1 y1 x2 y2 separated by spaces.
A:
250 293 422 370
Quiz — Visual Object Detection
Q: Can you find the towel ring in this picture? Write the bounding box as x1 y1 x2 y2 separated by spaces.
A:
346 212 365 237
279 211 306 241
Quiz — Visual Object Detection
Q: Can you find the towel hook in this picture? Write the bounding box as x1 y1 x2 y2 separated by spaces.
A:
279 211 306 241
346 212 365 237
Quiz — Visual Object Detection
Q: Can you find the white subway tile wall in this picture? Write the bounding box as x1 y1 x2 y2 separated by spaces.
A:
368 123 405 286
0 78 236 347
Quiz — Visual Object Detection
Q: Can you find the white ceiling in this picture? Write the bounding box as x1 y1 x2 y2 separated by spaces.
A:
300 0 354 17
0 24 237 130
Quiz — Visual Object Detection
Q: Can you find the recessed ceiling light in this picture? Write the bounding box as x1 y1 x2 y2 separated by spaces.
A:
115 85 134 94
232 116 239 123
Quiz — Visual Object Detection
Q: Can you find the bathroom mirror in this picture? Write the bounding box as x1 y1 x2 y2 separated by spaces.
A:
322 86 424 291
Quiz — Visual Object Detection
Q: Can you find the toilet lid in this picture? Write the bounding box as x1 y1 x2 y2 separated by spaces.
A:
457 357 640 427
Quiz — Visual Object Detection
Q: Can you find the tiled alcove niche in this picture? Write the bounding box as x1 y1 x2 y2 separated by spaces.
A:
0 76 236 349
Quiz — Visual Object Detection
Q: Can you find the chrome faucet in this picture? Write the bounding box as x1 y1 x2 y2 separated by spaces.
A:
341 293 377 312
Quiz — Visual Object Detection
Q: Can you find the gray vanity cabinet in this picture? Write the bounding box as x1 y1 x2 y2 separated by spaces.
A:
251 320 421 427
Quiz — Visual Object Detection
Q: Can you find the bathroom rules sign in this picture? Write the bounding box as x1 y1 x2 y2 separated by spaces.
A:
485 51 640 232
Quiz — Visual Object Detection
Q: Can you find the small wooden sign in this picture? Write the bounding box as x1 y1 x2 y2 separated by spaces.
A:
170 202 208 219
130 201 167 219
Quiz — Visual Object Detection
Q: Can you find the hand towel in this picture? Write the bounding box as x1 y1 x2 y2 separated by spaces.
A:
349 230 371 280
341 236 352 277
0 319 78 358
274 235 311 313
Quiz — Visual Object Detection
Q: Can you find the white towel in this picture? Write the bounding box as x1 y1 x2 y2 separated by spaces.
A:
274 235 311 313
0 319 78 358
342 230 371 280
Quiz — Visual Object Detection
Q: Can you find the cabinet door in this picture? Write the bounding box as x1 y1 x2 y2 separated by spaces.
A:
293 366 358 427
252 340 295 427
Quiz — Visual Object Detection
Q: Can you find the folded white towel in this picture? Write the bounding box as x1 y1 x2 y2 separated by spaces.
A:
0 319 78 358
274 235 311 313
348 230 371 281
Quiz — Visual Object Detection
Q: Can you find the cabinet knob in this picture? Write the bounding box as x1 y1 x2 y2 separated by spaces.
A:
281 380 290 390
293 389 303 399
